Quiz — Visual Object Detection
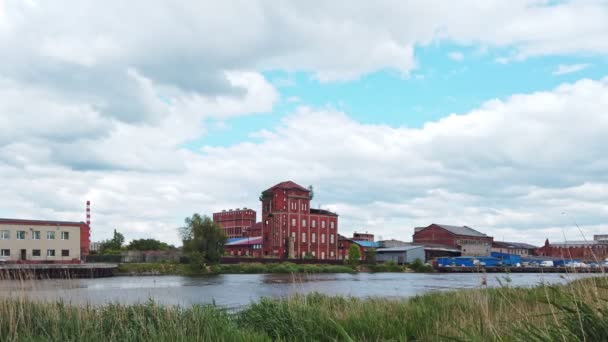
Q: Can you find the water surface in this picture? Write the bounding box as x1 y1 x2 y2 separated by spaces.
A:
0 273 596 309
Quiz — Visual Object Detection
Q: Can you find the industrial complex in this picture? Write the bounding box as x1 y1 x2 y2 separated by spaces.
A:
1 180 607 270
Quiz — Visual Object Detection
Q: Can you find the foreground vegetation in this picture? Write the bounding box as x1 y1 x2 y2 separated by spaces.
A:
2 276 607 341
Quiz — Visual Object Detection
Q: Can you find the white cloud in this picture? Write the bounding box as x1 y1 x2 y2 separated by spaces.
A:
2 2 608 246
448 51 464 61
553 63 590 75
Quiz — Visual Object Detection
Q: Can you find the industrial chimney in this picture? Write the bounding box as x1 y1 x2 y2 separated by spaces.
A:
86 200 91 226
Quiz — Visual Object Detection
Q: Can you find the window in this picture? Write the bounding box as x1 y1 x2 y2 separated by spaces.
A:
321 234 326 243
47 249 56 257
330 234 335 244
312 233 316 243
302 219 306 227
321 252 325 259
61 232 69 240
47 231 55 240
312 251 316 257
321 221 326 229
0 249 9 256
61 250 70 257
311 220 316 228
330 251 334 257
301 232 306 243
32 249 41 257
330 222 335 229
291 218 296 227
0 230 9 240
33 231 41 240
16 231 26 240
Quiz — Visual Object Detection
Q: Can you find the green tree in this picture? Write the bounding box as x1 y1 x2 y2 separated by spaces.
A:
100 229 125 253
180 214 227 264
348 244 361 265
127 238 173 251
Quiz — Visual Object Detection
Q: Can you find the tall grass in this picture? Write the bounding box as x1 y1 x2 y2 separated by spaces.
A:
0 276 606 341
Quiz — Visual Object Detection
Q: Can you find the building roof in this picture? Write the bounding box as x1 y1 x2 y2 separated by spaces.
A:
352 240 380 248
550 240 604 247
264 181 309 193
309 208 338 216
493 241 537 249
226 236 263 246
376 246 424 253
0 218 86 227
433 224 488 238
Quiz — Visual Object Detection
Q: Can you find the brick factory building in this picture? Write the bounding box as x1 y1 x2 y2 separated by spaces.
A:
0 202 91 264
260 181 339 259
413 223 493 256
353 232 374 242
212 208 257 239
536 235 608 261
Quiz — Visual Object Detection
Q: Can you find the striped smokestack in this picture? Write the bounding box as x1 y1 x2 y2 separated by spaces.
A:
86 200 91 226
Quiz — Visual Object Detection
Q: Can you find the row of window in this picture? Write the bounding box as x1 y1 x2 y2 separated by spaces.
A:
301 251 335 259
291 232 335 244
289 202 308 211
290 218 335 229
0 230 69 240
0 249 70 257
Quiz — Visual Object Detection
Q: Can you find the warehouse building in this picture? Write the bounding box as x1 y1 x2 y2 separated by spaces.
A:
0 202 91 264
413 224 493 256
376 246 425 264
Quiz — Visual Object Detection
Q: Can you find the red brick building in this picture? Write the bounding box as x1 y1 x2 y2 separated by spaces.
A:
212 208 256 239
260 181 339 259
413 224 493 256
337 235 378 261
536 236 608 261
353 232 374 242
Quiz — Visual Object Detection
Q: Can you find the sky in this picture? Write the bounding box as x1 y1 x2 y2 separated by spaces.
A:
1 0 608 246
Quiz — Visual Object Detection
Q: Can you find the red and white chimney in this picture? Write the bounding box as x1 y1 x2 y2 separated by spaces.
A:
86 200 91 226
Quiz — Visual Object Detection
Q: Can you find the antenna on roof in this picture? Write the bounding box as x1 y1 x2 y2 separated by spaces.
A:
86 200 91 227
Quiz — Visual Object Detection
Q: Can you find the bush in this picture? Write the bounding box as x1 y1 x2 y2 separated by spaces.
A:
408 259 433 272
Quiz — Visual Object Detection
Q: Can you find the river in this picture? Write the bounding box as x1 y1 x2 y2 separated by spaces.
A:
0 272 596 309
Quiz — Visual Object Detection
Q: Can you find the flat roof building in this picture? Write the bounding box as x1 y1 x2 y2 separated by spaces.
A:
0 218 90 264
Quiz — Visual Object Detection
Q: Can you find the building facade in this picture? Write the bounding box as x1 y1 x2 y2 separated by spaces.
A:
260 181 339 259
225 236 264 257
536 236 608 261
413 224 493 256
376 246 425 264
0 218 90 264
353 232 374 242
491 241 537 257
212 208 256 239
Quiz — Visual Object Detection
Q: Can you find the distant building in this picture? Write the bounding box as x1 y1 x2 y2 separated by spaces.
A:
377 239 409 248
536 236 608 261
337 235 379 261
413 224 493 256
224 236 264 258
492 241 537 257
0 218 90 264
353 232 374 242
212 208 256 239
260 181 339 259
90 241 103 252
376 246 425 264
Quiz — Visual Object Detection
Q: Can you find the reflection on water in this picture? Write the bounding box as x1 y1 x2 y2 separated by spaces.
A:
0 272 596 309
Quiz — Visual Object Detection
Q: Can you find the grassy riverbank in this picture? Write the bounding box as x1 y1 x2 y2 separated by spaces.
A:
1 276 607 341
115 262 357 276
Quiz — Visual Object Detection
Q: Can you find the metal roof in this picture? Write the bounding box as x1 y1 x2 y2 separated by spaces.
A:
352 240 380 248
493 241 537 249
435 224 488 237
226 237 263 246
550 240 604 247
0 218 85 227
376 246 424 252
309 208 338 216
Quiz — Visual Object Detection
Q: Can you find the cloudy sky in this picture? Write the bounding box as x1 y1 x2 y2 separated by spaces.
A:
1 0 608 246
